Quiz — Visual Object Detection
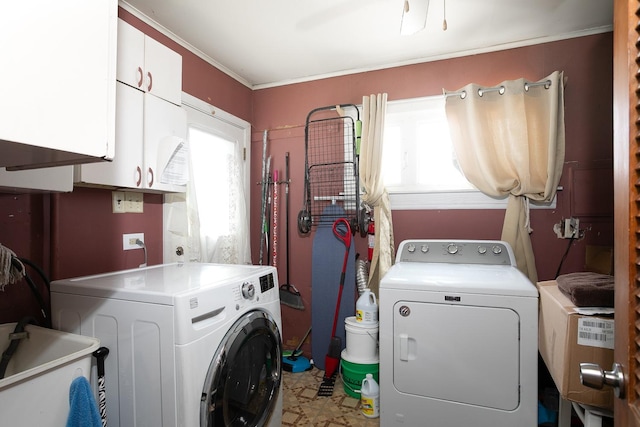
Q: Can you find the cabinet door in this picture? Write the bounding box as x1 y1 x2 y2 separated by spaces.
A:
76 82 144 189
144 36 183 105
143 95 187 193
116 19 145 91
0 0 117 169
117 18 182 106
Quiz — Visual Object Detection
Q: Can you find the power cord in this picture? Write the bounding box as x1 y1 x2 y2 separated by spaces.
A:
554 236 575 278
135 239 147 267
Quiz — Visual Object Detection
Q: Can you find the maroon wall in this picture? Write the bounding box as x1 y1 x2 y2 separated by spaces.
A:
0 194 50 325
251 33 613 349
50 188 164 279
0 22 613 354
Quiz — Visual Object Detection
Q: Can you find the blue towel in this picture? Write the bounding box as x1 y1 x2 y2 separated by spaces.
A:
66 376 103 427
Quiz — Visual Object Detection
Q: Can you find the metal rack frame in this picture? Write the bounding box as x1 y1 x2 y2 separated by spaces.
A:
298 104 363 235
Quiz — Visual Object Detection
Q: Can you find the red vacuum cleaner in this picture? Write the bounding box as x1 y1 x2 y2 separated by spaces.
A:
318 218 352 396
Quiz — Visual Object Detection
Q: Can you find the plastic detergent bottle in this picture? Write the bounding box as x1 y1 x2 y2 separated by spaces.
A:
356 289 378 323
360 373 380 418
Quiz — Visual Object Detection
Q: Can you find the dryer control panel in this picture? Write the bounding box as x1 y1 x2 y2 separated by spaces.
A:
396 239 515 266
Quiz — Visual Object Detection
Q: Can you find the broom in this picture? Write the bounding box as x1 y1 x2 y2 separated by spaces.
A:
318 218 352 396
279 152 305 310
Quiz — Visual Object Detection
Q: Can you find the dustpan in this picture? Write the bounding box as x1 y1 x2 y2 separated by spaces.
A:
283 327 312 373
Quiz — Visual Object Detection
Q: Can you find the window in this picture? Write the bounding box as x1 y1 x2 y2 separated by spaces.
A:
383 96 473 192
382 96 555 210
188 128 235 237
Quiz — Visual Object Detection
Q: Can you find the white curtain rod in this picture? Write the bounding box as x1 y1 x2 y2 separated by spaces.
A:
444 79 552 99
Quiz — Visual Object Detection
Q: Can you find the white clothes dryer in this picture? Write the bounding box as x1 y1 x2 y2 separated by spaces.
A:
50 263 282 427
379 240 538 427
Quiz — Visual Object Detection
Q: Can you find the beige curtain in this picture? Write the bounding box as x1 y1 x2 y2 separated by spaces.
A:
360 93 395 296
444 71 565 283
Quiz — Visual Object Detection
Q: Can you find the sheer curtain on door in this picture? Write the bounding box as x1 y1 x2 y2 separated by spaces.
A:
164 96 251 265
444 71 565 282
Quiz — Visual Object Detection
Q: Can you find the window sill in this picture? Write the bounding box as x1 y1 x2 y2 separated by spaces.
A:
388 190 557 210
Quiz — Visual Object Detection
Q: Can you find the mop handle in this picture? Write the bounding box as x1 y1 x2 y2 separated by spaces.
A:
333 219 352 276
330 219 352 337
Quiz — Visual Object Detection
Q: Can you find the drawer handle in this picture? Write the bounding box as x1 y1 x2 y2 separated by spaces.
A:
399 333 409 361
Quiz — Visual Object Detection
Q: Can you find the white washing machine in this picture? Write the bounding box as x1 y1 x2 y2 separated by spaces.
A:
379 240 538 427
50 263 282 427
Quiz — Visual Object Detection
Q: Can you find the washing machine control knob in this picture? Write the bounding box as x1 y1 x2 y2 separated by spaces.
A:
421 245 429 253
477 246 487 254
446 244 459 254
241 282 255 299
492 245 502 255
407 244 416 253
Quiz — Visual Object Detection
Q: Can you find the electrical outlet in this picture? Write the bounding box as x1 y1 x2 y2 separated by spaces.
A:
563 217 580 238
125 192 144 213
553 217 581 239
123 233 144 250
112 191 125 213
113 191 144 213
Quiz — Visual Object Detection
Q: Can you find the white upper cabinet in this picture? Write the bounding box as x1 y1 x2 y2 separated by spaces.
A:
0 0 117 170
76 82 187 192
117 19 182 105
75 82 144 190
75 19 187 193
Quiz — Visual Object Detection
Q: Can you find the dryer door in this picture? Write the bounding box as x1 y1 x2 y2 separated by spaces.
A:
393 301 520 410
200 310 282 426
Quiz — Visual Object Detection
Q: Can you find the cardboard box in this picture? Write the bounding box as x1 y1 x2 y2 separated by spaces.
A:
537 280 614 409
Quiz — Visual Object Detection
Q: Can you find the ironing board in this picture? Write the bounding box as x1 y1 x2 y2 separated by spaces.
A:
311 204 356 370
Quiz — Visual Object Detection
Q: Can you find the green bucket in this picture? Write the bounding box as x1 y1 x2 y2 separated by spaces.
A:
340 355 379 398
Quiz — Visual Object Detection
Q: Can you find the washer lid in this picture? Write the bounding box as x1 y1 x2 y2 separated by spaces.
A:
380 262 538 297
50 263 276 305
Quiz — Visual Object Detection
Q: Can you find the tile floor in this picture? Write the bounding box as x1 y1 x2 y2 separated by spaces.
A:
281 367 380 426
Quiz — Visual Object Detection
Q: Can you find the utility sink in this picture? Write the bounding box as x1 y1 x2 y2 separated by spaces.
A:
0 322 100 427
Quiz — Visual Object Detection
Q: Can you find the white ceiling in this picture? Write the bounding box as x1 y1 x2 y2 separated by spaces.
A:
120 0 613 89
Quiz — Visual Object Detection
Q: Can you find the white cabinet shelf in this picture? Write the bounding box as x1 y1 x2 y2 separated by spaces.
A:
0 167 74 193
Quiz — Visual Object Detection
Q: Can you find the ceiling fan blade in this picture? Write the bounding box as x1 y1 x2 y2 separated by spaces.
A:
400 0 429 35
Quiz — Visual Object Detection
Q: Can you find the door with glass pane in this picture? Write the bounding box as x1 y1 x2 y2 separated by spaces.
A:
163 94 251 264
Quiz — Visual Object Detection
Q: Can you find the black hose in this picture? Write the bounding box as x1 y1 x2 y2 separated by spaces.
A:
0 316 38 379
10 257 51 328
19 257 51 293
